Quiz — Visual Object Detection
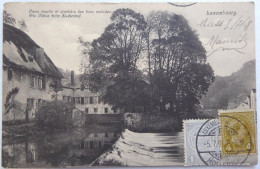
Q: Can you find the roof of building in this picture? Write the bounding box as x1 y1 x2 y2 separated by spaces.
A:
3 23 63 78
62 77 81 88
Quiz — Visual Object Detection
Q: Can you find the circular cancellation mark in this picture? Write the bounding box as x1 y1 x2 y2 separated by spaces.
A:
195 116 251 166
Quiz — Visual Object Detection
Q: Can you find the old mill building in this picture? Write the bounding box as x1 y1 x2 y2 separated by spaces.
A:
2 23 118 122
2 23 64 121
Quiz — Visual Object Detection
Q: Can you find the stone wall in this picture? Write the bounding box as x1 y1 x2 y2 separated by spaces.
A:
85 114 123 125
123 113 180 132
83 113 180 132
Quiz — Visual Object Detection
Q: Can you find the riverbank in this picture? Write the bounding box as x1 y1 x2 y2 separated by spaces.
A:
2 123 122 168
93 129 184 166
2 122 37 143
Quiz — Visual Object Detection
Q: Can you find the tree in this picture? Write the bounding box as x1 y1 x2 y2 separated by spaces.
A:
3 10 28 32
146 11 215 117
35 100 74 131
80 8 149 111
18 19 28 31
3 10 16 26
49 80 63 101
4 87 20 123
80 9 214 119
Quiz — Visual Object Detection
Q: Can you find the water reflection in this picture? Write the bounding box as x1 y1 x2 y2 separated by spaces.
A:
2 124 121 168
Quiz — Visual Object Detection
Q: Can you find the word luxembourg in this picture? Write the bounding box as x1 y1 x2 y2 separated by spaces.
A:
207 10 237 16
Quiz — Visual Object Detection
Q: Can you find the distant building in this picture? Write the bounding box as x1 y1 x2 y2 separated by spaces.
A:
227 89 256 110
62 71 118 114
2 23 63 121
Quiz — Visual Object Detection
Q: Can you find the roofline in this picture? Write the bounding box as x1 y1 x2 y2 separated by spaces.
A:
3 61 62 79
3 23 63 79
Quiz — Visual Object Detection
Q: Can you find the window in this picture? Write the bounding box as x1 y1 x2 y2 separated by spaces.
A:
81 97 84 105
93 97 98 104
85 108 89 114
90 141 94 149
68 96 71 102
7 68 12 81
94 108 98 113
80 84 84 91
89 97 93 104
84 97 89 104
113 109 117 113
72 97 76 104
76 97 81 104
17 71 23 81
31 75 36 88
105 133 108 137
94 133 98 137
104 108 108 114
63 96 66 101
36 100 38 108
37 99 42 108
38 77 42 88
31 99 35 109
27 98 32 109
42 77 46 89
85 142 88 148
42 100 46 105
98 96 101 104
80 140 84 149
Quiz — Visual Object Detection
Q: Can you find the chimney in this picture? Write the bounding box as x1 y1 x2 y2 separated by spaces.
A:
71 70 74 85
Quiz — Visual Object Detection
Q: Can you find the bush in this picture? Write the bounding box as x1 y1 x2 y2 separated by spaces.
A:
35 100 74 131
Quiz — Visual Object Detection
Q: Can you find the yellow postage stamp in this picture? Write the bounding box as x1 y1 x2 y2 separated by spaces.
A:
219 110 257 155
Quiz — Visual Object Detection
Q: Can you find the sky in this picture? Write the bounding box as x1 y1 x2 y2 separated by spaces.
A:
4 2 255 76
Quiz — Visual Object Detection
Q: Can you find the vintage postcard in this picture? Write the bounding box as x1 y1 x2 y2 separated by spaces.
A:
2 2 256 167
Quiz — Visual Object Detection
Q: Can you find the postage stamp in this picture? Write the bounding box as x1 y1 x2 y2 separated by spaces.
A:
183 119 220 166
219 109 257 155
184 113 257 166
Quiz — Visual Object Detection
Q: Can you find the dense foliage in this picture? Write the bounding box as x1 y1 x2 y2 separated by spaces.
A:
79 9 215 118
35 101 74 131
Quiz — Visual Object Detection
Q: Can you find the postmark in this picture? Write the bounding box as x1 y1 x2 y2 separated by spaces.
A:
195 118 222 165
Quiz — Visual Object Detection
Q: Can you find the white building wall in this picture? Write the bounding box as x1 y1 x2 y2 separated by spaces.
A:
62 88 118 114
2 67 61 121
250 90 256 110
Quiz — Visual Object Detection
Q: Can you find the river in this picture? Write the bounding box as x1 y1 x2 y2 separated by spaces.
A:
2 124 184 167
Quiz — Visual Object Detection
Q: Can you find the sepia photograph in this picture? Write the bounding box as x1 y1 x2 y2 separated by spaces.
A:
1 2 256 167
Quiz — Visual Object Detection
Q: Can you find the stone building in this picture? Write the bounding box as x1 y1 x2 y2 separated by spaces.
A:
62 71 118 114
2 23 63 121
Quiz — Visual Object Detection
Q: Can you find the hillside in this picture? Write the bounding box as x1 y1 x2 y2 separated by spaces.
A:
201 60 256 109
